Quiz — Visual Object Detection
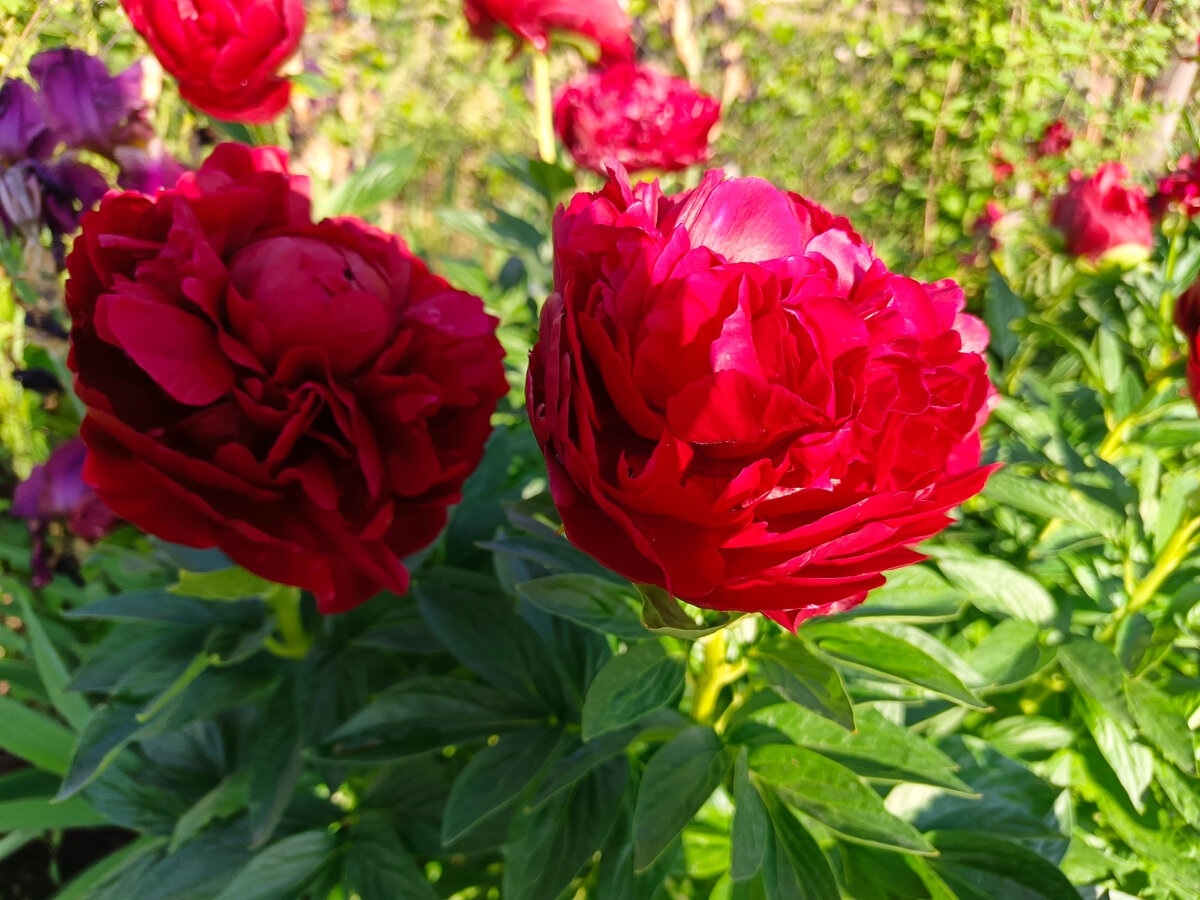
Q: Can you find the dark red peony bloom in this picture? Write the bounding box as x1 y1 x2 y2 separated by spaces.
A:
120 0 305 123
67 143 508 612
553 63 720 175
527 168 997 630
1034 119 1073 159
1050 163 1152 261
464 0 634 61
12 439 119 587
1152 155 1200 219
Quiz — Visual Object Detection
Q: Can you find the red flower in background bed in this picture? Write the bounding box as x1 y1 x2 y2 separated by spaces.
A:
1051 163 1152 261
66 143 508 613
527 167 997 630
1153 155 1200 219
1034 119 1073 159
464 0 634 61
554 63 720 175
120 0 305 123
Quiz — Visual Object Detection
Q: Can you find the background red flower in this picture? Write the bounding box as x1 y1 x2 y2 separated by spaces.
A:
553 63 720 175
120 0 305 123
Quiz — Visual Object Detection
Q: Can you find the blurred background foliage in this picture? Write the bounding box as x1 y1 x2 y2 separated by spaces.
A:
5 0 1200 282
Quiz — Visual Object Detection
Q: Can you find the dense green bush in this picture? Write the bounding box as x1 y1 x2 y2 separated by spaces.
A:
1 2 1199 899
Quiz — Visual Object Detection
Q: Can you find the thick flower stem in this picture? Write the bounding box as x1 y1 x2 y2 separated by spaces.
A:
264 585 312 660
690 631 747 726
531 52 556 165
1102 515 1200 642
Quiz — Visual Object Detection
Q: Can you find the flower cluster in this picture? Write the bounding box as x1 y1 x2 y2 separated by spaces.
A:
0 49 182 261
527 168 997 628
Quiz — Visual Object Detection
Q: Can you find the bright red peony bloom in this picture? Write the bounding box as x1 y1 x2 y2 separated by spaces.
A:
1034 119 1073 159
463 0 634 61
120 0 305 123
553 63 720 175
527 168 997 630
1153 155 1200 218
67 143 508 613
1050 163 1152 261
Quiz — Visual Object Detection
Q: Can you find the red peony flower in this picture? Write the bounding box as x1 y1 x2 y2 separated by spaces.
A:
553 63 720 175
527 168 997 630
463 0 634 61
1152 155 1200 219
1050 163 1152 261
1034 119 1073 159
66 143 508 613
120 0 305 123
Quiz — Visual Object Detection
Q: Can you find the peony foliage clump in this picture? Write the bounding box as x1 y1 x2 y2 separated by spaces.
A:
1 3 1199 899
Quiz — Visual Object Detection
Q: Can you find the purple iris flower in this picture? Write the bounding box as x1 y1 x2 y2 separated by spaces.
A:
0 80 54 163
11 439 118 587
29 48 152 157
114 140 188 194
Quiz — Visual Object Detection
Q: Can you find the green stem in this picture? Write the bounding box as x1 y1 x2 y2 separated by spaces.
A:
1102 515 1200 642
1162 228 1183 321
690 632 748 726
264 585 311 659
531 52 556 164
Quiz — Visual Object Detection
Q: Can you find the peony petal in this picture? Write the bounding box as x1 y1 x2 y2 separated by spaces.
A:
98 291 235 405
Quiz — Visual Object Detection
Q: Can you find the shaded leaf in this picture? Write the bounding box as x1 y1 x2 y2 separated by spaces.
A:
582 642 685 741
801 623 987 709
752 636 854 731
518 574 649 640
503 758 627 900
442 726 562 843
634 727 732 871
749 744 932 854
213 830 336 900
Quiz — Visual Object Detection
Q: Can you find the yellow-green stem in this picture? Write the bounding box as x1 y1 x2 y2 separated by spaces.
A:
264 585 311 659
1097 417 1133 461
531 52 556 164
1102 515 1200 642
690 632 748 725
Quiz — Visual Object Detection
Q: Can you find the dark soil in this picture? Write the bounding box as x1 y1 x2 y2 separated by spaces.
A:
0 751 136 900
